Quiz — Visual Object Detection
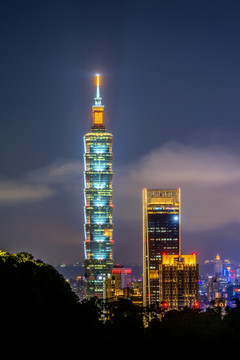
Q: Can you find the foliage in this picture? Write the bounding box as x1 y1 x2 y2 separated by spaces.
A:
102 297 145 341
0 251 98 356
1 251 240 356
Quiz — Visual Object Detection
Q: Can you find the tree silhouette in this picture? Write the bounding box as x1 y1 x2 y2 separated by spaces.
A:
0 251 95 356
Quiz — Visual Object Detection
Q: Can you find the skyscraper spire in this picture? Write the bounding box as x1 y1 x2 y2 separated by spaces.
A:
94 74 102 106
96 74 100 98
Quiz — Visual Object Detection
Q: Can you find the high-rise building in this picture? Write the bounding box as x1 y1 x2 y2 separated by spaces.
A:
214 253 223 277
207 276 221 302
159 254 199 310
83 75 114 298
105 266 143 305
112 265 132 289
106 265 132 299
142 188 181 306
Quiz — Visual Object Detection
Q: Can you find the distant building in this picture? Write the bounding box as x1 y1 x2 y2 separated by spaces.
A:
159 253 199 310
106 265 142 305
233 283 240 301
212 297 227 309
111 265 132 289
68 276 86 302
207 276 220 302
214 254 222 277
226 283 234 302
142 188 181 306
131 280 143 306
106 265 131 298
236 266 240 279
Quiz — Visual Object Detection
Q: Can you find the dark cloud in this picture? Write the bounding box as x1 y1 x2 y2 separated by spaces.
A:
115 142 240 231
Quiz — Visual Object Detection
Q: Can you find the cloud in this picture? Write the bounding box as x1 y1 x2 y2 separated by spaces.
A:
0 159 84 264
1 143 240 264
2 142 240 232
114 142 240 232
0 159 83 205
24 159 83 186
0 180 55 204
2 143 238 229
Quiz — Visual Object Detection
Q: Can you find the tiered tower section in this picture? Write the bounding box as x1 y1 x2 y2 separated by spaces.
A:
84 75 114 298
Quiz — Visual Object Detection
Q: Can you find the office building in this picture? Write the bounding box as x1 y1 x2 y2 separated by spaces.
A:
214 253 223 277
106 266 131 298
142 188 181 306
112 265 132 289
106 266 143 305
207 276 221 302
159 253 199 310
83 75 114 298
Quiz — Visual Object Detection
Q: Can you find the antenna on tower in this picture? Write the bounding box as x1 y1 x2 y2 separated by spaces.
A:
96 74 100 98
94 74 102 106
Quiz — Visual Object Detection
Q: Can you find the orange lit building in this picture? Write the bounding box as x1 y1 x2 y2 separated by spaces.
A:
105 265 142 305
159 253 199 310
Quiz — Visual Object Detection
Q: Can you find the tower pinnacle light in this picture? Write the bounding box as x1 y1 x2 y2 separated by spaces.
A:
96 74 100 99
94 74 102 107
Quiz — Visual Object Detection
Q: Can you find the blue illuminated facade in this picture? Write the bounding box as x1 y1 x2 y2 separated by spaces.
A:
83 75 114 298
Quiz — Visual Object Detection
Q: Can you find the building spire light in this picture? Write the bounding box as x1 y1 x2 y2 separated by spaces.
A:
96 74 100 98
94 74 102 106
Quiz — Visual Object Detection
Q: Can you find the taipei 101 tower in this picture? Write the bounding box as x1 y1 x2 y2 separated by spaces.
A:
83 75 114 298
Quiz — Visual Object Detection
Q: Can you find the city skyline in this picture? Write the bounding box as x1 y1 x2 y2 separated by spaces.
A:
1 1 240 266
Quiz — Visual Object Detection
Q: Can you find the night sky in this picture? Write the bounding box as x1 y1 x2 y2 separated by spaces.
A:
1 0 240 266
